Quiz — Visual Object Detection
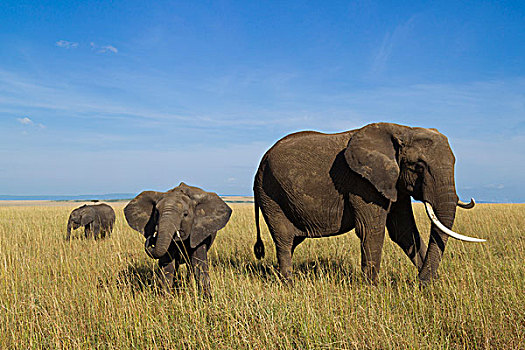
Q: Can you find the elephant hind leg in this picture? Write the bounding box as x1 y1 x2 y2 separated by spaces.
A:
260 202 302 282
100 224 111 239
106 221 114 238
275 243 293 282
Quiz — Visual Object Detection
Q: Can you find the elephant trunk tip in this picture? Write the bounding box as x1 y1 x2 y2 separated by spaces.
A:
148 245 168 259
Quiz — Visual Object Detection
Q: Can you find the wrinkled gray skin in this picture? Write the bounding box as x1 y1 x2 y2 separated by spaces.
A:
254 122 474 284
66 203 115 240
124 182 232 297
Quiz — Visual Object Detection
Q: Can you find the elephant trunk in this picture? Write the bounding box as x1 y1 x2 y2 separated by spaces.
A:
418 185 457 282
147 214 179 259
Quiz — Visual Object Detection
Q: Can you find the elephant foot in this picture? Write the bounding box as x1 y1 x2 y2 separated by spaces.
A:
418 265 440 284
361 264 380 286
361 271 379 286
194 274 213 300
418 274 440 289
418 279 431 289
278 271 294 286
200 287 213 301
157 279 173 294
363 276 379 286
172 277 186 292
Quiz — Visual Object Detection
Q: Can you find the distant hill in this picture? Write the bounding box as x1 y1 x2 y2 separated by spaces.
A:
0 194 255 204
0 194 135 201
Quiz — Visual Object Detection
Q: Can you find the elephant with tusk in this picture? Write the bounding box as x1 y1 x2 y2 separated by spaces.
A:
66 203 115 240
124 182 232 298
253 122 485 284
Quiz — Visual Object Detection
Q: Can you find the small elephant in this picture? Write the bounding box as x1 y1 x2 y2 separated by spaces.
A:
253 122 485 284
66 203 115 240
124 182 232 297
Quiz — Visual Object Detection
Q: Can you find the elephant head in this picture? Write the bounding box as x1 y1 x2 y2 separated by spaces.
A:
345 123 484 282
66 205 96 239
124 182 232 259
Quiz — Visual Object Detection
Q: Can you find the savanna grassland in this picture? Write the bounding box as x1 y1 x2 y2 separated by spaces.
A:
0 202 523 349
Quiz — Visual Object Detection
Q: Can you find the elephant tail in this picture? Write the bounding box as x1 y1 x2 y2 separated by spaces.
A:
253 198 265 259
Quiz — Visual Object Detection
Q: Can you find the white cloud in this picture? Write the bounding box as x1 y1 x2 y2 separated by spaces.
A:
17 117 33 125
90 42 118 54
56 41 117 54
55 40 79 49
100 45 118 54
484 184 505 190
16 117 45 129
370 15 417 76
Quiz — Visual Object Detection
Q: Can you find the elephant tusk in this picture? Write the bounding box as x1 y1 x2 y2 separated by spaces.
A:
176 230 181 239
457 198 475 209
424 202 486 243
145 236 153 248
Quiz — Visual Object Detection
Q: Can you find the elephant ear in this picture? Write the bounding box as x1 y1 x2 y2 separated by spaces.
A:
189 191 232 248
80 206 96 226
345 123 401 202
124 191 164 236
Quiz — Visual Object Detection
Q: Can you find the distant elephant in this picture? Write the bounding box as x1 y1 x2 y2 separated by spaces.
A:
66 203 115 240
124 182 232 297
253 122 485 284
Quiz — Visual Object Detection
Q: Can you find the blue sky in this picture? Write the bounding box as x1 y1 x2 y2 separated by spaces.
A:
0 1 524 202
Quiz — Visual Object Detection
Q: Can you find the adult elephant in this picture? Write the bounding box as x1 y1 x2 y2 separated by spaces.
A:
124 182 232 297
253 122 484 284
66 203 115 240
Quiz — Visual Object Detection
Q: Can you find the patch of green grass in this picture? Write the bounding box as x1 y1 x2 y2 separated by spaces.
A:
0 204 523 349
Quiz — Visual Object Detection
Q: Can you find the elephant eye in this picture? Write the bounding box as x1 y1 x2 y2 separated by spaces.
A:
183 211 189 217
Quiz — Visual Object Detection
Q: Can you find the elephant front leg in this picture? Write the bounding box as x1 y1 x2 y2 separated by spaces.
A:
84 224 93 239
354 203 388 284
386 194 427 271
158 256 178 292
190 244 212 299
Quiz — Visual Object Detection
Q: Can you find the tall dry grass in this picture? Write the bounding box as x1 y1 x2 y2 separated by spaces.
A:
0 203 523 349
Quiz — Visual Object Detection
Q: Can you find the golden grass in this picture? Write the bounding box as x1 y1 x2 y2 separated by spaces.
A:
0 203 523 349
